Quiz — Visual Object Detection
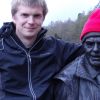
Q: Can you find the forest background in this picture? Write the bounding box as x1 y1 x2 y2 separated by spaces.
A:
45 10 92 43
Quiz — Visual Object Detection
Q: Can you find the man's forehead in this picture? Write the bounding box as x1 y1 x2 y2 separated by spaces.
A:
85 36 100 42
83 32 100 41
86 32 100 36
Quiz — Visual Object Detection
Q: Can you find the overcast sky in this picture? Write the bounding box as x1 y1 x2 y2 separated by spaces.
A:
0 0 99 26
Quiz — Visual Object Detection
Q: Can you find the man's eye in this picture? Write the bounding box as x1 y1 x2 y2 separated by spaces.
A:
22 14 29 17
85 42 94 47
34 14 42 18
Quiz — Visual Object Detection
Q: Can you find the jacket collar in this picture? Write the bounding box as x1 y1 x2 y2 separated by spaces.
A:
76 55 99 82
0 22 47 50
0 22 15 38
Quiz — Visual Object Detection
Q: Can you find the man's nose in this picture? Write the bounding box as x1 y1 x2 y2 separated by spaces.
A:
93 43 99 52
28 16 35 24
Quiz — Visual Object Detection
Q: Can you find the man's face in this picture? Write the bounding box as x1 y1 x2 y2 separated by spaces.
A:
83 34 100 68
12 5 44 39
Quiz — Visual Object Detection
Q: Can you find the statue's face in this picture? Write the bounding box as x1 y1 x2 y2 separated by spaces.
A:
83 33 100 68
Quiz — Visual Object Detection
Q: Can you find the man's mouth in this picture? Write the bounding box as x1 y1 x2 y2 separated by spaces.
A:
91 56 100 61
25 27 36 32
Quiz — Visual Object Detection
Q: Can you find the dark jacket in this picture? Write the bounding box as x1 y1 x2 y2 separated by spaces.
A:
54 55 100 100
0 22 83 100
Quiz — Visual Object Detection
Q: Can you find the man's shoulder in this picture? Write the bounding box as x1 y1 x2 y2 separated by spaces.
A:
44 36 80 48
55 57 80 83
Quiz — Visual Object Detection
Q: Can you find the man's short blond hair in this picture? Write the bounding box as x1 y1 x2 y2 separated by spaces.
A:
11 0 48 17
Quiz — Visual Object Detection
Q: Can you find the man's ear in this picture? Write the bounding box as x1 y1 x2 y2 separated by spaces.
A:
12 15 16 24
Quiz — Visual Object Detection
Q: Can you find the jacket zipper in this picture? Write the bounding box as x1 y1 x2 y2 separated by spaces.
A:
27 53 36 100
11 36 36 100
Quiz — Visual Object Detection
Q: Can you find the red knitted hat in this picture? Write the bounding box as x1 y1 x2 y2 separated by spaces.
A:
80 8 100 40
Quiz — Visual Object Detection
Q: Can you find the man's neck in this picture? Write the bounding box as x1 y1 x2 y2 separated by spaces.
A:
16 34 37 48
21 37 36 48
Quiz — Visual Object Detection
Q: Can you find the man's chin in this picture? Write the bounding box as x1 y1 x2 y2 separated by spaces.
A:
90 59 100 68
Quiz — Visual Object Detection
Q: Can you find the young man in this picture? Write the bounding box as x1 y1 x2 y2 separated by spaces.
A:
0 0 83 100
54 8 100 100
